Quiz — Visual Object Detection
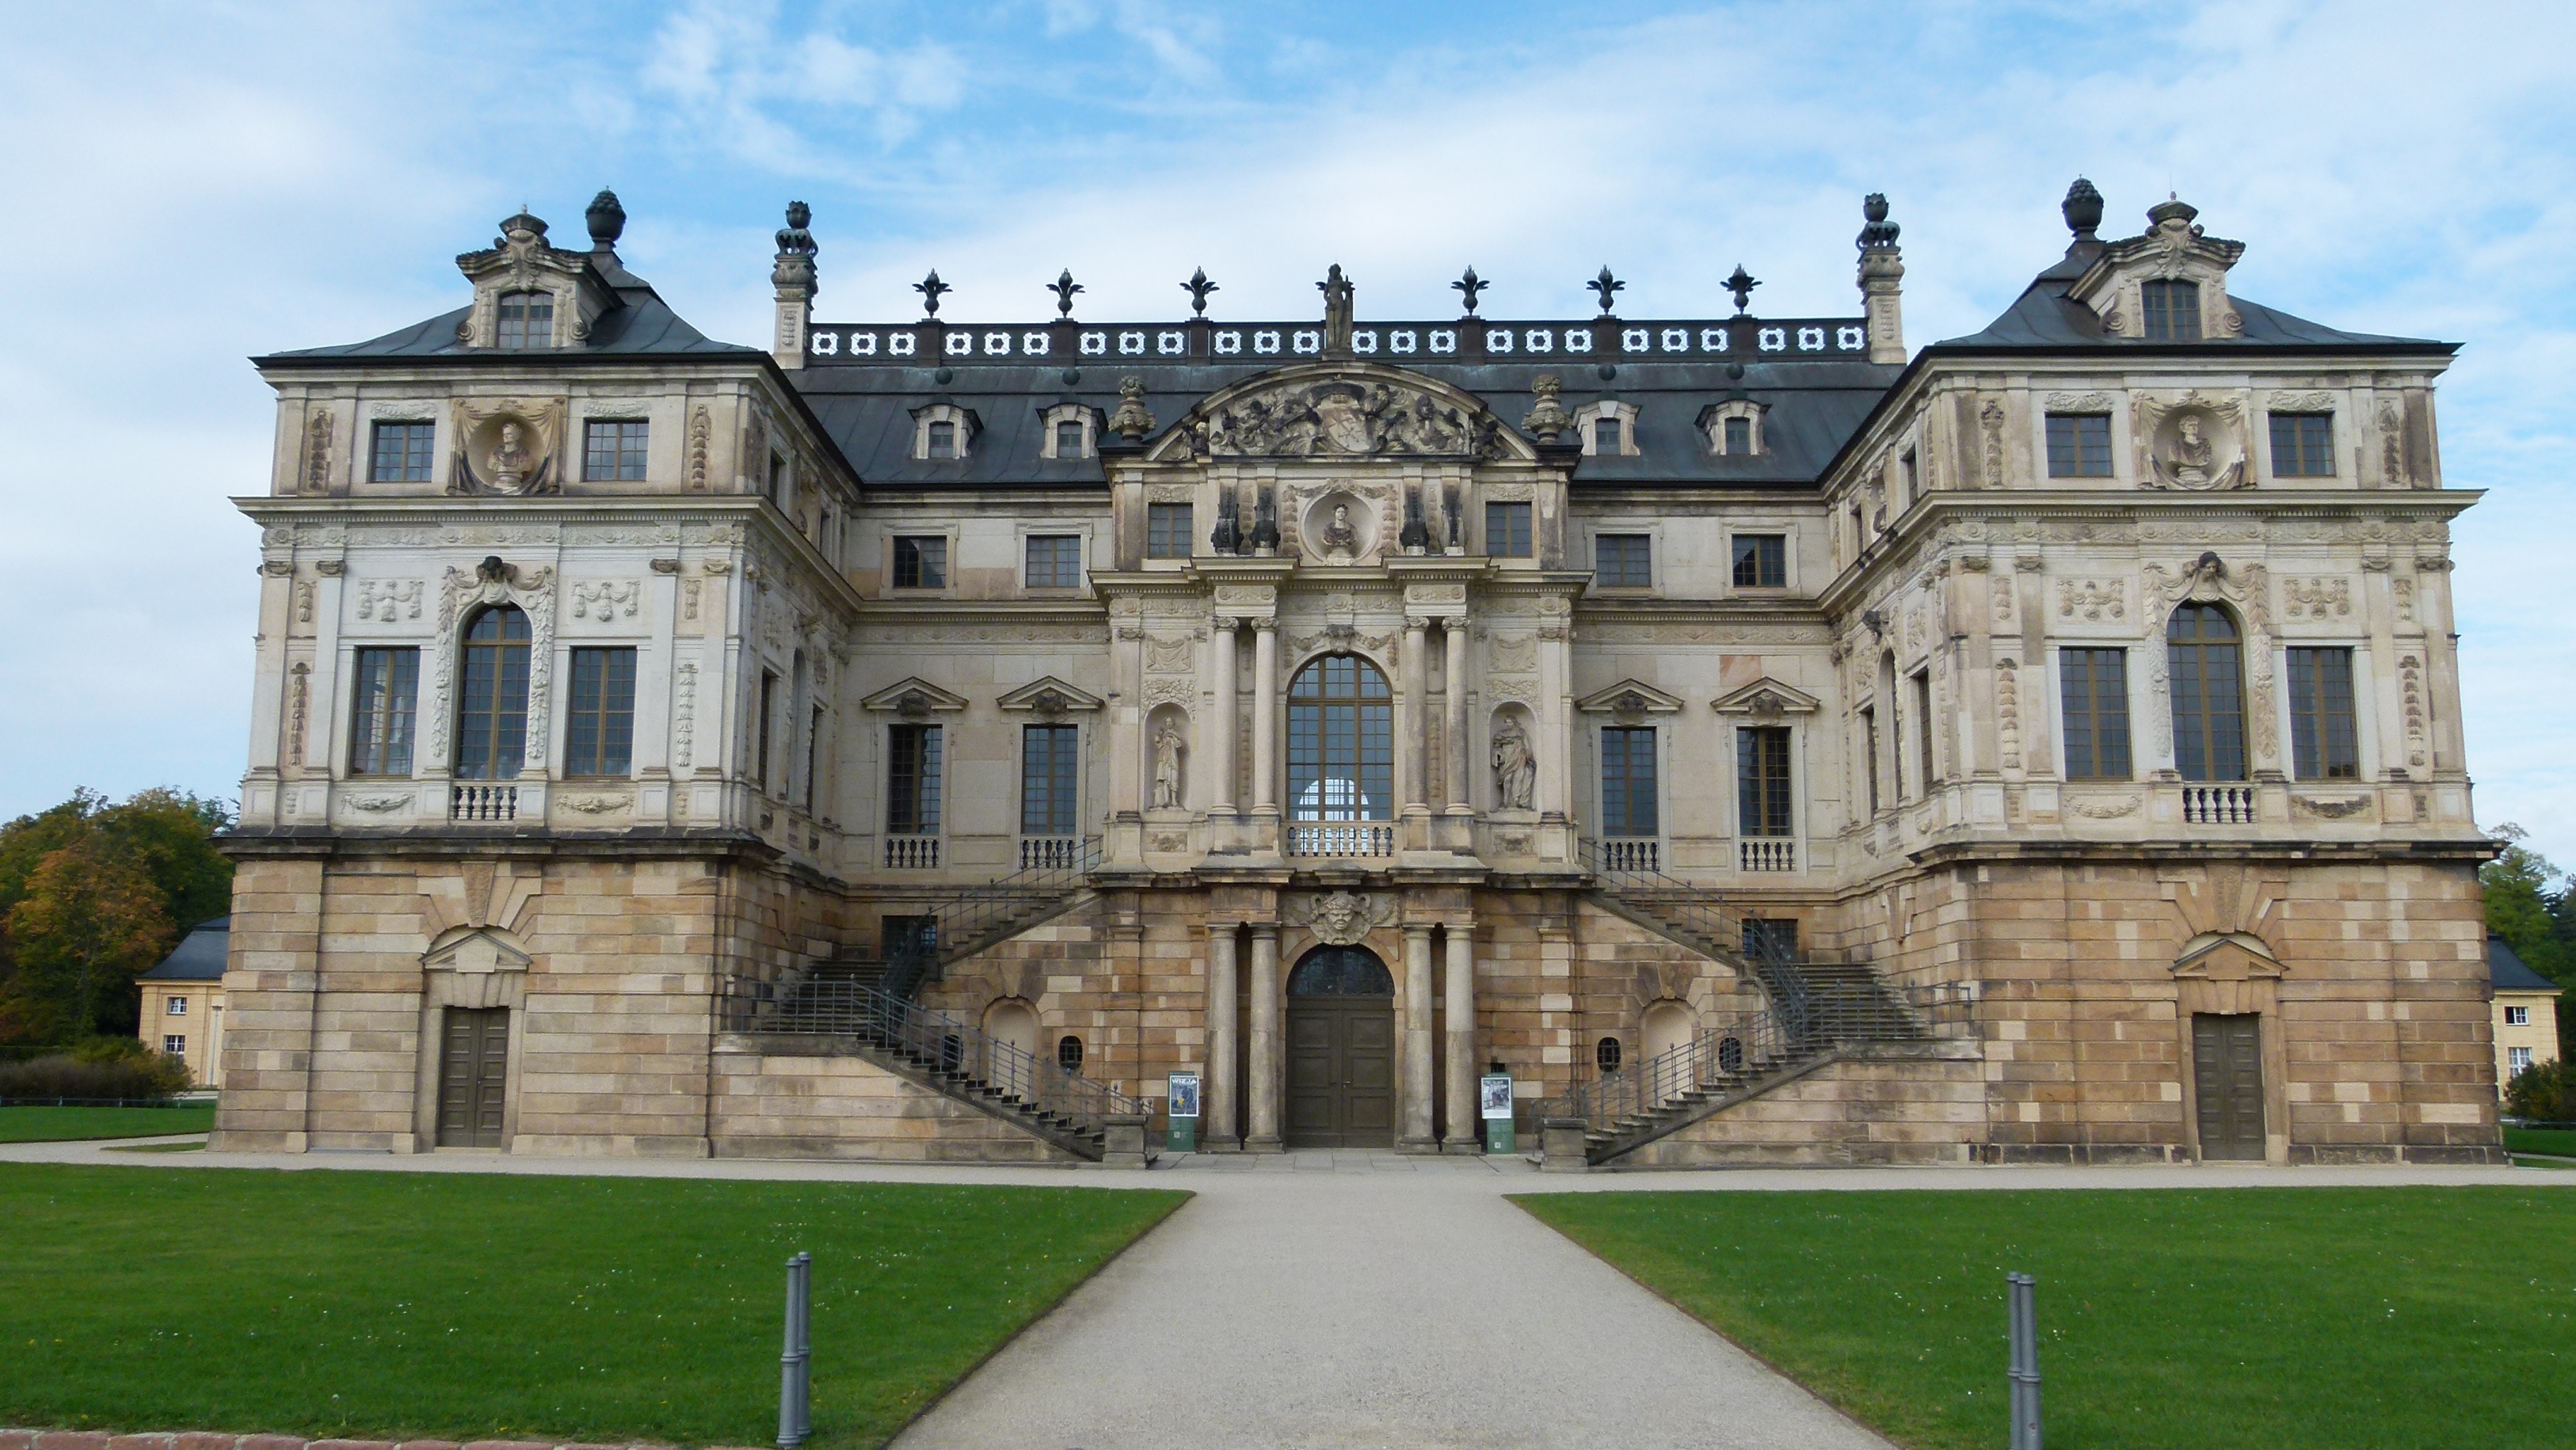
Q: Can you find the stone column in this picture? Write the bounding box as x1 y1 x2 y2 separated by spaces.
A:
1246 924 1282 1151
1205 923 1240 1150
1402 923 1437 1150
1251 619 1280 819
1442 923 1477 1151
1443 621 1471 813
1210 618 1238 816
1402 615 1431 820
1538 622 1571 821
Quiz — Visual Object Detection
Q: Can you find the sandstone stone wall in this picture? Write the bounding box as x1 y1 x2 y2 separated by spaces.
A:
709 1043 1078 1163
1619 1041 1987 1167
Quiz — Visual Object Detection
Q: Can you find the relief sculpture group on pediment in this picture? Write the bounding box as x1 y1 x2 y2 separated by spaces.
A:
1209 379 1492 459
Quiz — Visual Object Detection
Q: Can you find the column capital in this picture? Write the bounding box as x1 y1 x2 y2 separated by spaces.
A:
1406 614 1433 633
1251 616 1279 633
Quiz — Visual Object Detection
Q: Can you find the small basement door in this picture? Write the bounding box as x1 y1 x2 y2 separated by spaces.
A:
436 1006 510 1148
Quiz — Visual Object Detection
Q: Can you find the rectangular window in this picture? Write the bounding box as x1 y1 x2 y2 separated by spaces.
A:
2269 413 2336 477
1913 672 1936 791
1486 500 1533 558
166 997 187 1016
926 420 957 459
162 1034 185 1057
2506 1006 2530 1027
1736 726 1793 838
2510 1046 2536 1074
564 647 637 777
2142 280 2201 341
805 704 823 811
887 724 943 834
892 536 947 588
1595 534 1652 588
496 291 552 348
883 914 936 958
1742 917 1799 961
1599 727 1659 837
1021 724 1080 835
767 453 787 504
1724 415 1752 454
757 672 778 790
2045 413 2113 477
1900 450 1918 508
1057 419 1086 456
2288 646 2361 780
1732 533 1787 588
1860 706 1881 815
369 421 434 482
1147 503 1192 559
1593 417 1623 453
348 646 420 777
1026 535 1082 588
583 420 649 481
2059 648 2133 780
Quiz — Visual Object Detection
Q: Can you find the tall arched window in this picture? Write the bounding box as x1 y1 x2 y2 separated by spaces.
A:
2166 603 2246 782
1287 654 1393 820
455 604 532 779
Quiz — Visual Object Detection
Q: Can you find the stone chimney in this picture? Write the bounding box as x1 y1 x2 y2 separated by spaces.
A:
1854 192 1905 366
772 201 817 370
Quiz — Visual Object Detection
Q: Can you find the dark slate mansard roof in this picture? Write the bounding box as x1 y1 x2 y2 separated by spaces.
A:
2491 935 2563 994
140 917 230 983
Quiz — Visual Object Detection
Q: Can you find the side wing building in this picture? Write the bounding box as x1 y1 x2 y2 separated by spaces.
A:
211 183 2501 1166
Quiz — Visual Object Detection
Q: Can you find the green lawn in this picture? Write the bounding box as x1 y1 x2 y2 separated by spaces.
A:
0 1165 1184 1448
2504 1125 2576 1158
0 1104 215 1142
1518 1187 2576 1450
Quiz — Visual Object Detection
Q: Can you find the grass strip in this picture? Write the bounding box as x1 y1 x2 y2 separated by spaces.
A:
0 1104 215 1142
1 1163 1184 1448
2503 1125 2576 1157
1516 1185 2575 1450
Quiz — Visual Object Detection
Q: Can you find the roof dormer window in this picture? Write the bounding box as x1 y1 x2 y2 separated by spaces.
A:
1593 416 1622 453
926 421 957 459
1572 399 1640 457
912 402 978 462
497 291 553 349
1700 398 1766 456
1724 416 1751 454
1038 402 1097 460
2142 280 2201 341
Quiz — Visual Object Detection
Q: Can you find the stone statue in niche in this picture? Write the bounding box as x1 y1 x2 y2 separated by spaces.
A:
1492 720 1537 811
1320 503 1358 557
1151 722 1187 809
491 422 534 492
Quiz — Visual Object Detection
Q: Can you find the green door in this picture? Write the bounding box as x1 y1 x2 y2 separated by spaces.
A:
436 1007 510 1148
2192 1013 2265 1161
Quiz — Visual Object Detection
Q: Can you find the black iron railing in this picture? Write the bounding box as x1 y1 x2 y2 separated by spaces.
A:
1548 997 1804 1139
921 835 1103 970
718 972 1143 1136
1576 835 1815 1026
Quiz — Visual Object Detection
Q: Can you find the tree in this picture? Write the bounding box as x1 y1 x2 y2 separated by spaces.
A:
2483 824 2576 1060
2 836 174 1041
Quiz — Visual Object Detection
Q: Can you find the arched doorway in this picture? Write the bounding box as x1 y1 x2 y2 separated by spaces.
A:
1285 945 1395 1147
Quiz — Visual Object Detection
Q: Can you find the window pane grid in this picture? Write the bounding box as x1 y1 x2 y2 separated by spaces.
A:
888 725 943 833
1732 534 1786 588
2269 413 2334 476
2168 605 2246 782
1021 725 1080 834
1147 503 1192 558
2045 413 2113 477
370 422 434 482
455 607 529 779
1596 535 1651 588
1026 535 1081 588
2288 647 2360 779
2059 648 2132 779
566 647 636 777
1723 415 1751 454
1287 656 1393 820
1485 501 1532 558
2142 280 2201 341
349 647 419 776
1601 727 1659 837
496 291 552 348
894 536 946 588
1736 727 1793 837
583 421 648 481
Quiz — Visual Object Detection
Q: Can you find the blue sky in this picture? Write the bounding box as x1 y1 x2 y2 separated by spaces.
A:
2 0 2569 867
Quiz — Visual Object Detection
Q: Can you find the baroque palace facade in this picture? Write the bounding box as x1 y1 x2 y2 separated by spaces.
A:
211 181 2502 1166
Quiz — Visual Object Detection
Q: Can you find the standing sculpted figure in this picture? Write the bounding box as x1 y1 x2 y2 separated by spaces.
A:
1152 723 1186 809
1491 719 1537 811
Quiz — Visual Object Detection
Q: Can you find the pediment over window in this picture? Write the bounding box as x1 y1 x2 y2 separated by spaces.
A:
2172 931 2284 982
2067 195 2247 341
1710 678 1820 717
996 676 1104 714
455 211 623 349
422 926 531 975
859 677 970 716
1575 679 1685 715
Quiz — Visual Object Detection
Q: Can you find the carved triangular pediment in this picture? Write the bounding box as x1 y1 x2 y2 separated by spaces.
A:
859 676 970 715
2172 931 2284 982
422 926 531 976
1183 362 1531 462
1574 679 1686 715
996 676 1105 714
1710 678 1821 717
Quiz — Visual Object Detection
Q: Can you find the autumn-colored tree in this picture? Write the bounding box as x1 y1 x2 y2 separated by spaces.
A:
2 837 175 1041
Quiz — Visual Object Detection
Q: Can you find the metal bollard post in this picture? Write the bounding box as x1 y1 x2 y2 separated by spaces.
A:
779 1250 811 1448
2006 1271 2042 1450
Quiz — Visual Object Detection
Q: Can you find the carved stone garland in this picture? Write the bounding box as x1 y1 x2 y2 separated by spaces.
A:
428 561 557 770
2143 553 2277 772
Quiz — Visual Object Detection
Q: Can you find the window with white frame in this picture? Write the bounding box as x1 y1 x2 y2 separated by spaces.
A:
2509 1046 2535 1075
1701 400 1765 456
1573 401 1640 457
1040 403 1096 459
913 404 977 461
163 1034 186 1056
166 996 188 1016
2505 1006 2530 1027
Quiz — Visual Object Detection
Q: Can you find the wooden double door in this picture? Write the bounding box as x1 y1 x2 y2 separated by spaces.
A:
2192 1013 2266 1161
1285 946 1396 1147
436 1007 510 1148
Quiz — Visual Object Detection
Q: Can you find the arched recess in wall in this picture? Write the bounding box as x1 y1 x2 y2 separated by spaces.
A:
982 998 1041 1087
1641 999 1697 1064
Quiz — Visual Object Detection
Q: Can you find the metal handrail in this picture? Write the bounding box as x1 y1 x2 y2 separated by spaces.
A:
1576 835 1815 1026
921 835 1103 968
1546 998 1803 1137
718 972 1145 1135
